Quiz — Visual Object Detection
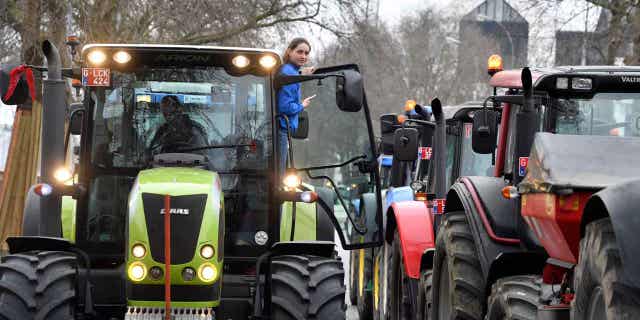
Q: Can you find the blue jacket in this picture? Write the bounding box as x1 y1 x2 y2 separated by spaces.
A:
277 63 304 131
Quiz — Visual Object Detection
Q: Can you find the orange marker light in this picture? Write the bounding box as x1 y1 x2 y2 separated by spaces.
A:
501 186 519 199
404 100 417 112
488 54 503 76
397 114 407 124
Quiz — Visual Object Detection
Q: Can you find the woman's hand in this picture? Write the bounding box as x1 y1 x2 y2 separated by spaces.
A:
300 66 316 75
302 94 316 108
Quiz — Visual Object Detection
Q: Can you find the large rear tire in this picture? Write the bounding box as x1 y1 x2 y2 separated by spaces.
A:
0 251 77 320
271 255 346 319
572 218 640 320
356 248 373 319
485 275 541 320
431 211 484 320
389 231 416 320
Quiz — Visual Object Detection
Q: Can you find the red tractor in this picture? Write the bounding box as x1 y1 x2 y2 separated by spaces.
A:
427 66 640 320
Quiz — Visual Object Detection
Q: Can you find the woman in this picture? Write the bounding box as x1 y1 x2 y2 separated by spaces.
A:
277 37 316 174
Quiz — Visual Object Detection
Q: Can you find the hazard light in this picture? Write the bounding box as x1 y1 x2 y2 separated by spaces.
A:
487 54 503 76
404 100 417 112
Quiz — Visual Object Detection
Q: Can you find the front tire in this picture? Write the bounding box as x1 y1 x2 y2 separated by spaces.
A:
0 251 77 320
271 255 346 319
572 218 640 319
389 231 416 320
431 211 484 320
485 275 541 320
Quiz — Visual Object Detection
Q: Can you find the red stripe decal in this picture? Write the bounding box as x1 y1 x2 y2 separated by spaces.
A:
460 178 520 245
164 194 171 320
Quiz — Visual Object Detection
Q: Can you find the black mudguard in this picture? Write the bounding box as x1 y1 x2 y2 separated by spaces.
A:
316 187 336 242
582 179 640 289
447 177 545 284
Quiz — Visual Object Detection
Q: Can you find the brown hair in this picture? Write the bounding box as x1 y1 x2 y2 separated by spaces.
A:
283 37 311 64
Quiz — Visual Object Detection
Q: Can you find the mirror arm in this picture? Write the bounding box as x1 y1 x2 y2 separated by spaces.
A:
274 74 338 90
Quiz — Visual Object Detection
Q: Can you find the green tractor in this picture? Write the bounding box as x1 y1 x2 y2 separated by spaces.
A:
0 41 383 319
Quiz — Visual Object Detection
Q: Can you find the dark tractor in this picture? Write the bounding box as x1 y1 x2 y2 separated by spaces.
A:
0 41 384 319
429 66 640 320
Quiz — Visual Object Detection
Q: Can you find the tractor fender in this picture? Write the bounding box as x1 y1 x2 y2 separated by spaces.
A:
385 201 433 279
447 177 545 280
383 186 414 215
581 179 640 289
22 185 63 238
315 187 336 242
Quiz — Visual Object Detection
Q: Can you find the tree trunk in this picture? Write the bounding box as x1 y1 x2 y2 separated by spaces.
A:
0 0 43 250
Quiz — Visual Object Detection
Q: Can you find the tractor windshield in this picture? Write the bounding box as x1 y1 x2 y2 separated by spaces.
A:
553 93 640 137
460 122 495 177
89 67 271 171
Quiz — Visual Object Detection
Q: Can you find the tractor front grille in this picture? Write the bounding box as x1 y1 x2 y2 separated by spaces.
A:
125 306 214 320
142 193 207 264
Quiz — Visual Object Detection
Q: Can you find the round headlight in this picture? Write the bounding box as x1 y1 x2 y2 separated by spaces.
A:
132 244 146 258
198 264 217 282
259 55 277 69
232 55 250 68
128 262 147 282
113 51 132 64
54 167 73 183
87 50 107 65
200 245 215 259
283 173 301 189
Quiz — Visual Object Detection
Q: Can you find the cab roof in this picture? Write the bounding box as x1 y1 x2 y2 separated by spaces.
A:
82 43 280 57
489 66 640 90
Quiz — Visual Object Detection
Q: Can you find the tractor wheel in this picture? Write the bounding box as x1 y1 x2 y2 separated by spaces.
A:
485 275 541 320
271 255 346 319
349 250 358 305
389 231 417 320
0 251 77 320
431 211 484 320
356 248 373 319
417 269 433 320
572 218 640 320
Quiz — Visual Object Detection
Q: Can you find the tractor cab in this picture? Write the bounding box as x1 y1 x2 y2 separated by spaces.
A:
0 42 383 320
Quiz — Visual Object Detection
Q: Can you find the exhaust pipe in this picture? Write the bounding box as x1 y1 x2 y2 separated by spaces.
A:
39 40 66 237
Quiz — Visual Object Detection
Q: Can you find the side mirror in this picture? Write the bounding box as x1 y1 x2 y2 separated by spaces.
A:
380 113 398 134
472 109 498 154
69 108 84 135
336 69 364 112
292 110 309 139
0 66 30 105
393 127 419 161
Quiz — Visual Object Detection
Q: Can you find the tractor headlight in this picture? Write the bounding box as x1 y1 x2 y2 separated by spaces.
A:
259 55 277 69
132 244 146 258
128 262 147 282
87 50 107 65
200 245 215 259
283 173 301 189
54 167 73 183
198 263 218 282
112 51 132 64
232 55 250 68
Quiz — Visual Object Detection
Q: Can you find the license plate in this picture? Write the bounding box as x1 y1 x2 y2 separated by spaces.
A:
82 68 111 87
